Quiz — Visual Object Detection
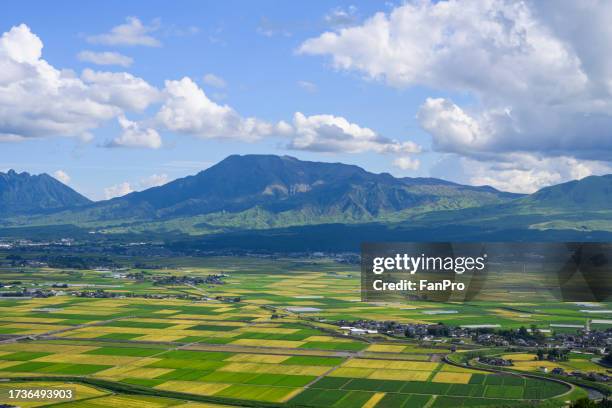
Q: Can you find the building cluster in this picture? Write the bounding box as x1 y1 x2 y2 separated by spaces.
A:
554 330 612 354
478 356 513 366
335 319 471 341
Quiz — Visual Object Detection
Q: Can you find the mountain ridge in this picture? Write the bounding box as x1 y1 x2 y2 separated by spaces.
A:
2 155 611 237
0 169 91 216
0 155 521 232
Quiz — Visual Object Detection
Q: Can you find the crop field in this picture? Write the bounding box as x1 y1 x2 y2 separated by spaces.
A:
0 254 600 406
0 336 571 407
499 352 610 374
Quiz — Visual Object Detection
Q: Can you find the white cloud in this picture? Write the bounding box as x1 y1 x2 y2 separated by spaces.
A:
0 25 117 140
202 73 226 88
0 23 42 63
104 181 133 199
81 69 160 111
1 24 420 162
87 17 161 47
324 5 358 28
139 173 169 189
52 170 70 184
77 50 133 67
0 24 159 143
417 98 488 154
393 157 420 171
156 77 283 141
297 80 317 93
103 174 171 200
106 115 161 149
287 112 420 155
299 0 612 165
450 153 612 194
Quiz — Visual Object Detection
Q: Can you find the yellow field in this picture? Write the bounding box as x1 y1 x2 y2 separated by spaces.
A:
34 353 144 366
220 362 328 376
369 369 430 381
363 392 386 408
71 395 175 408
237 327 298 334
0 343 97 354
366 344 407 353
432 372 472 384
0 316 65 324
0 361 27 369
93 358 164 378
119 367 175 379
505 353 538 362
229 339 305 348
155 381 230 396
328 367 374 378
304 335 353 343
136 334 186 342
439 364 487 374
343 359 438 371
225 354 289 364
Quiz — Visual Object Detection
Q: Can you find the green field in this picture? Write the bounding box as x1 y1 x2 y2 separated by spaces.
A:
0 253 603 407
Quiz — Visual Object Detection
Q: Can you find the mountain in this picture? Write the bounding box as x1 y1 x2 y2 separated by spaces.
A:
411 174 612 233
5 155 521 233
2 156 612 242
0 170 91 216
515 175 612 211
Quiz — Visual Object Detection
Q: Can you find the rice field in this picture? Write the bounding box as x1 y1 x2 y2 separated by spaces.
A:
0 255 596 406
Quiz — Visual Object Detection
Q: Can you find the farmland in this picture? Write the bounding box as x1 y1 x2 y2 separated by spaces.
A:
0 253 606 406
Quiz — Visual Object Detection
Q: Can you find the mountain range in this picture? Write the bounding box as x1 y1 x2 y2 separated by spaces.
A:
1 154 611 240
0 170 90 216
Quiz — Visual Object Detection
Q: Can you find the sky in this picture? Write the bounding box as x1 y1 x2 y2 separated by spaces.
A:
2 0 612 200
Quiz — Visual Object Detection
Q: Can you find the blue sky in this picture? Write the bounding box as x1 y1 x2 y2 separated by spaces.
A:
2 1 612 199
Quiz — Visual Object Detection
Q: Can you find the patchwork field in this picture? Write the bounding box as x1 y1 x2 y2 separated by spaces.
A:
0 336 571 407
0 255 599 406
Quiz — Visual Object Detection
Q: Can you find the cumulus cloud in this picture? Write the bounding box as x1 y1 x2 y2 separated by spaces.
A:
202 73 226 88
436 153 612 194
0 24 158 142
52 170 70 184
104 181 133 199
393 157 420 171
105 115 161 149
87 17 161 47
139 173 169 189
299 0 612 167
287 112 420 155
417 98 489 154
156 77 285 141
103 173 171 199
0 24 420 161
81 69 161 111
77 50 133 67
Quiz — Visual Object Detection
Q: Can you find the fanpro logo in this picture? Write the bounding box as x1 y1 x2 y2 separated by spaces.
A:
372 253 487 275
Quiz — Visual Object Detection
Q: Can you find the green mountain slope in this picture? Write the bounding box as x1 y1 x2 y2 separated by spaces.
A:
2 155 520 233
411 175 612 233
